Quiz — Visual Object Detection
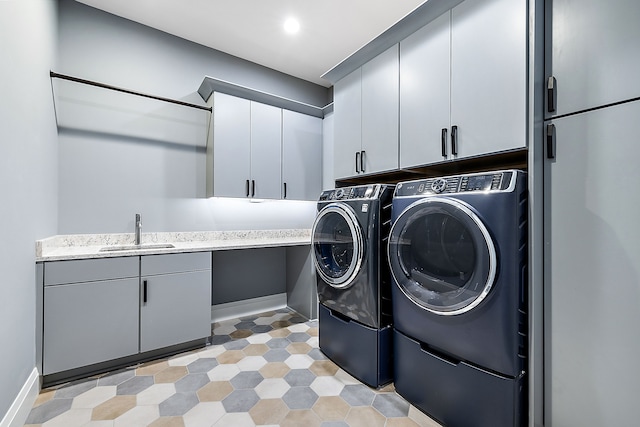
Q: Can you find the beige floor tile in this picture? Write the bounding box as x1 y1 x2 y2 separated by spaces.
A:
197 381 233 402
113 405 160 427
42 408 92 427
216 350 244 364
386 417 423 427
183 402 225 427
345 406 386 427
408 406 442 427
280 409 321 427
71 386 117 409
91 396 137 421
307 326 319 337
268 328 290 338
229 329 253 339
147 416 185 427
242 344 269 356
334 368 361 385
309 360 339 377
154 366 188 383
270 320 291 329
259 362 291 379
33 389 56 407
248 398 289 425
312 396 350 421
286 342 312 354
136 360 169 376
136 383 176 405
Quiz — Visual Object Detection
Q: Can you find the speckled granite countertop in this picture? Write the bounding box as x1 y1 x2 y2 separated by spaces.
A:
36 229 311 262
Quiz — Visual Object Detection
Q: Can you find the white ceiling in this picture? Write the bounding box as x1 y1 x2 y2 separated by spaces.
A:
74 0 428 87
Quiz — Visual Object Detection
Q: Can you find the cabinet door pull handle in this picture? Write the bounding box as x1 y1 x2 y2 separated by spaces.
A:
546 123 556 159
360 151 366 173
451 125 458 156
283 182 287 199
547 76 557 113
251 180 255 197
355 152 360 173
246 180 250 197
143 280 148 304
441 128 448 157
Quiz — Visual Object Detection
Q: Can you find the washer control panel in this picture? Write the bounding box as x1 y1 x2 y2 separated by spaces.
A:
319 184 380 201
395 171 516 197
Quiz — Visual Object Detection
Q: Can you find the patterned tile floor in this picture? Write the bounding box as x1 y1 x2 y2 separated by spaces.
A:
24 308 441 427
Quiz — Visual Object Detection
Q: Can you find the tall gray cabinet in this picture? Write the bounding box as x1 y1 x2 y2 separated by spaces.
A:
399 0 527 168
544 0 640 425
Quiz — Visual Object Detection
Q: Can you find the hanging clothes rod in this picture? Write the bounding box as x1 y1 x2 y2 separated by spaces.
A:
50 71 212 112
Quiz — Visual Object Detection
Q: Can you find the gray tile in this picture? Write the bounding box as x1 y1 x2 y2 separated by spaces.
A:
288 332 311 342
224 338 249 350
116 375 154 395
175 373 211 393
250 324 273 333
25 398 73 424
282 386 319 409
230 371 264 389
372 392 411 417
290 315 308 324
221 389 260 412
340 384 375 406
187 357 219 373
308 348 326 360
158 392 199 416
54 379 98 399
211 335 231 345
97 369 135 387
284 369 316 387
235 321 257 330
263 348 291 362
266 337 290 349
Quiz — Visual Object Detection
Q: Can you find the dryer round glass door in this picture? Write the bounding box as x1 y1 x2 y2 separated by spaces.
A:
388 197 497 315
312 203 364 289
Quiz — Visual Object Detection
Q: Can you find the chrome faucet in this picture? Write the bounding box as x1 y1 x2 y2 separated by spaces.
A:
135 213 142 245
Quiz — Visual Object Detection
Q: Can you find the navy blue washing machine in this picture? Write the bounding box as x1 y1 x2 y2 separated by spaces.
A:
388 170 527 427
311 184 394 388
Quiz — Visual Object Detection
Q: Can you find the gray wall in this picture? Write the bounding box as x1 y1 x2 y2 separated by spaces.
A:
0 0 58 420
56 0 329 234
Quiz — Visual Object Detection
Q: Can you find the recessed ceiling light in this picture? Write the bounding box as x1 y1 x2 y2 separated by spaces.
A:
283 17 300 34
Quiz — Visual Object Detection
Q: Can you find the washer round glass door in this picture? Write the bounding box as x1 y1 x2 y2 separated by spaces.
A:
312 203 364 289
388 197 497 315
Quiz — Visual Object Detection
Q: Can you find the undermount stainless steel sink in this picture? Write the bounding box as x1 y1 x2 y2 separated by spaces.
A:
99 243 175 252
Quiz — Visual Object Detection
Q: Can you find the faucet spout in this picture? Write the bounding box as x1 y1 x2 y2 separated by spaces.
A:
135 213 142 245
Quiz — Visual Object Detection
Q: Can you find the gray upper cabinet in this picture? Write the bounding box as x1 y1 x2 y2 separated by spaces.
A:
333 68 362 180
211 91 320 200
250 102 282 199
211 92 251 198
140 252 212 353
547 0 640 118
334 44 399 180
282 109 323 200
449 0 527 158
400 0 527 168
400 11 451 167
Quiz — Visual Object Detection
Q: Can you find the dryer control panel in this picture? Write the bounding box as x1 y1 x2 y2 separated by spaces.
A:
319 184 381 201
395 170 517 197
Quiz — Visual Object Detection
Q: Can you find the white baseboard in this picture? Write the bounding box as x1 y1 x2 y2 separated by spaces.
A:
0 367 40 427
211 293 287 323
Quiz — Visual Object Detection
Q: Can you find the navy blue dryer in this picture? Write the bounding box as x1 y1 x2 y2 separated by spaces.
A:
312 184 394 388
388 170 527 427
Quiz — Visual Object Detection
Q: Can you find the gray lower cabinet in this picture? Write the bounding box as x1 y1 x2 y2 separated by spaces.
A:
43 257 139 375
140 252 212 352
42 253 212 376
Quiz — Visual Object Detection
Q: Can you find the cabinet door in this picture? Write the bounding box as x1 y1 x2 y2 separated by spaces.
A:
361 44 399 174
450 0 527 158
333 68 362 180
213 92 251 197
400 11 451 168
545 101 640 426
547 0 640 117
43 278 139 374
282 110 322 200
140 270 211 352
250 102 282 199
